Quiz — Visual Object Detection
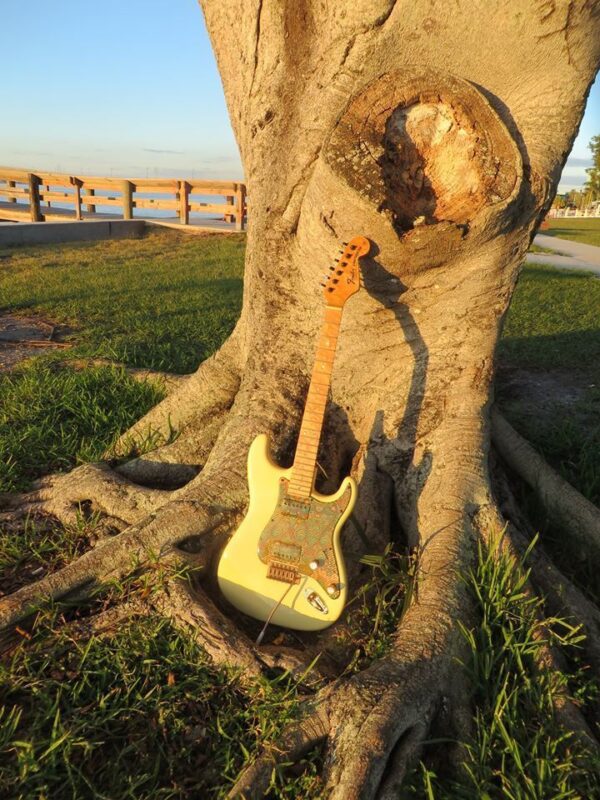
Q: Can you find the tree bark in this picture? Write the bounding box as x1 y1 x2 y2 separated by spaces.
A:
2 2 600 796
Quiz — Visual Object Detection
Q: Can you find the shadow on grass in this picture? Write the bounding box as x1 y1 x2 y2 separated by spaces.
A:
499 329 600 372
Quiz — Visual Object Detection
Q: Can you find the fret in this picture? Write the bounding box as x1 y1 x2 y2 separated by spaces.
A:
291 306 343 498
315 349 336 363
301 420 322 431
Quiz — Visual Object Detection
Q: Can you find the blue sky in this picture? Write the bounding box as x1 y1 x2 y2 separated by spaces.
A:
2 1 598 191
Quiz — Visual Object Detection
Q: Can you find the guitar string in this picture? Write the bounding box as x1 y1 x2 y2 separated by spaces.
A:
255 583 294 647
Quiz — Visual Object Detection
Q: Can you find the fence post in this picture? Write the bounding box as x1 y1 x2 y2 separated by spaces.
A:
72 177 82 220
28 173 43 221
179 180 190 225
122 180 133 219
85 187 96 214
225 194 234 224
7 180 16 203
235 184 246 231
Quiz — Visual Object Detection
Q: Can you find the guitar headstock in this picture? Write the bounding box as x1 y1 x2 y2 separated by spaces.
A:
322 236 370 307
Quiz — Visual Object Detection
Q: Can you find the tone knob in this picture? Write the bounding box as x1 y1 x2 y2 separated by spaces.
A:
309 560 319 571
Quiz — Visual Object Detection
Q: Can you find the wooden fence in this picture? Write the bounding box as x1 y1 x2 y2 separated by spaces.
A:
0 167 247 230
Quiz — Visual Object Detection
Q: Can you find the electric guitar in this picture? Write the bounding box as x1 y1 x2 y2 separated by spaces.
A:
217 236 370 632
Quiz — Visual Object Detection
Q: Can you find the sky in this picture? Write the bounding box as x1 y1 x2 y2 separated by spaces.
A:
1 1 598 191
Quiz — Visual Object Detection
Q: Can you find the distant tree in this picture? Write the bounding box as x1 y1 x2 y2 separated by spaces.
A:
552 193 567 209
585 133 600 200
566 188 585 208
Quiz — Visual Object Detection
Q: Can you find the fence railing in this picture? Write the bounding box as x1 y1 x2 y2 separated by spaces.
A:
549 206 600 218
0 167 247 230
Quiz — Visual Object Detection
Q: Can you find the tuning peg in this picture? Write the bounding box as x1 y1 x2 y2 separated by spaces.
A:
342 241 348 246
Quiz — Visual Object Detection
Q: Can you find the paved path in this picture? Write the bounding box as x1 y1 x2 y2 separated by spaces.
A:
526 233 600 276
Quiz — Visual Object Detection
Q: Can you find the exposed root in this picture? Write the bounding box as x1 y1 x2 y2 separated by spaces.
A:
377 716 431 800
491 408 600 564
230 652 445 800
112 331 241 457
494 463 600 722
227 700 330 799
152 576 265 679
0 462 172 529
65 598 146 641
321 658 444 799
0 497 234 642
479 492 600 753
115 406 232 479
114 459 200 489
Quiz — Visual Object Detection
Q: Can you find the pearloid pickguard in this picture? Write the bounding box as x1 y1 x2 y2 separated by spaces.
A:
217 434 355 631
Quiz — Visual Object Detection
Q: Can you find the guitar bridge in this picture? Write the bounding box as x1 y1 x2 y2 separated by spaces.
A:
267 562 300 584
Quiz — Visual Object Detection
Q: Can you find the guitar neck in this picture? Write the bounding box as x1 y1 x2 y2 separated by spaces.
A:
288 306 343 499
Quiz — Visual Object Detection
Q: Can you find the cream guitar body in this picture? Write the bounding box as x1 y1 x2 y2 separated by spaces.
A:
217 434 356 631
216 235 370 633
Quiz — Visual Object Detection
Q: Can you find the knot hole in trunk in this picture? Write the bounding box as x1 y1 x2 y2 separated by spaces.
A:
325 70 522 236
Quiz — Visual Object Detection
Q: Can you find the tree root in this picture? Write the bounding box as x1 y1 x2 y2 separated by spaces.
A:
152 575 265 679
0 462 172 529
229 649 448 800
230 491 473 799
494 460 600 724
114 406 231 483
480 489 600 753
0 496 234 641
64 598 147 642
491 408 600 565
111 331 241 458
227 700 330 798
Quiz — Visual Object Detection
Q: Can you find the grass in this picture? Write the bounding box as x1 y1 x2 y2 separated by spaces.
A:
500 263 600 375
498 263 600 508
0 609 318 799
528 242 560 254
544 217 600 247
0 359 163 494
1 230 599 796
0 514 101 596
0 228 245 373
405 537 600 799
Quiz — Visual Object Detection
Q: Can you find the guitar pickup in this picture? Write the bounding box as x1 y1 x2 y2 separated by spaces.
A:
281 496 311 519
267 562 300 584
271 541 302 563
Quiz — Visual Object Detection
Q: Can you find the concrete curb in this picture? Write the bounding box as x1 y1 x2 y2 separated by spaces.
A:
0 219 146 246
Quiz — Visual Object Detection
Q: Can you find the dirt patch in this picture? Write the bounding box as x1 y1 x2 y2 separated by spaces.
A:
0 315 72 372
496 363 587 409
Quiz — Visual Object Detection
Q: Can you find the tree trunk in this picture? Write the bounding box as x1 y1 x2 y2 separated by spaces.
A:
2 2 600 797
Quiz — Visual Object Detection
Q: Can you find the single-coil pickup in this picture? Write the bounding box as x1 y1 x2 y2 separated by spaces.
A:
281 496 311 519
267 562 300 584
